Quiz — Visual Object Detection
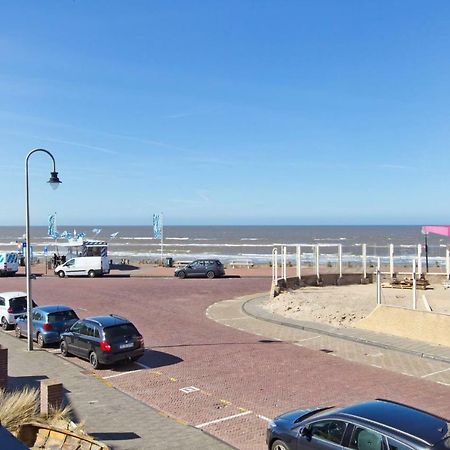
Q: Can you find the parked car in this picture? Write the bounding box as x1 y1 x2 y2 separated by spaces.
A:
0 291 37 330
60 315 145 369
15 305 79 348
54 256 110 278
267 398 450 450
174 259 225 279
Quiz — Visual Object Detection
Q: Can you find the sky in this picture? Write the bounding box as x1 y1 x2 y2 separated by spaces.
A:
1 1 450 226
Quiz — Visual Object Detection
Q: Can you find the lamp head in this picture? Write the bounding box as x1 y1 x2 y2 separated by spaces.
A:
48 171 62 190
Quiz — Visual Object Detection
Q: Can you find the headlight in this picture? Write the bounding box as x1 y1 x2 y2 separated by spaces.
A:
267 420 276 430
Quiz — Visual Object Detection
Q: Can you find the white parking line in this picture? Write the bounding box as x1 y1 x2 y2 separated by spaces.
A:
196 410 252 428
296 335 321 343
421 367 450 378
135 361 151 369
103 369 144 379
257 415 272 422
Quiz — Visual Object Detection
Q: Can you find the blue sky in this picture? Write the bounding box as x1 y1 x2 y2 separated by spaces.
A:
1 1 450 225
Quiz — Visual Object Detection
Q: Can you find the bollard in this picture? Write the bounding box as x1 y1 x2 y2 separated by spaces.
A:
0 345 8 389
40 379 63 416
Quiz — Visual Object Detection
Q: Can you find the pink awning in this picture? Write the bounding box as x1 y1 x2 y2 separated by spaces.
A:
421 225 450 237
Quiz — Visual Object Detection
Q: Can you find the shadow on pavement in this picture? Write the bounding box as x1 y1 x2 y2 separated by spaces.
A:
90 431 141 441
152 339 282 349
137 349 183 369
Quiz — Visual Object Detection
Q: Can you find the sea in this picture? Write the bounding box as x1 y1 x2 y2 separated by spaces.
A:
0 225 448 266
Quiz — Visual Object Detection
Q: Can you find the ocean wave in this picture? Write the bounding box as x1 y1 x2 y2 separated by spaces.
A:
166 237 190 240
240 238 259 241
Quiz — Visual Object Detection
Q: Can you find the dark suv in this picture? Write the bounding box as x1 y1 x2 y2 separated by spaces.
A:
174 259 225 279
60 315 145 369
267 399 450 450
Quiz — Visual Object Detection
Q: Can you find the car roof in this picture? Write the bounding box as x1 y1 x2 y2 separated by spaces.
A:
339 399 449 445
84 315 131 327
35 305 73 313
0 291 27 299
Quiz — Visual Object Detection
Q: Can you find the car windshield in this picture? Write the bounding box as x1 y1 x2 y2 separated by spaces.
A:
10 297 36 313
48 310 78 323
104 323 139 340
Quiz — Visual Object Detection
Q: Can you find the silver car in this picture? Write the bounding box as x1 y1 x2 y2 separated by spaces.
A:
0 291 37 330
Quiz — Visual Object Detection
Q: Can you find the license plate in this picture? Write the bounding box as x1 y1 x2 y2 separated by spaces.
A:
120 343 134 349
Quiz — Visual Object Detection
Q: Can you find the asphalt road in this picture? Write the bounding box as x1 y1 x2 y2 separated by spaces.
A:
2 275 450 449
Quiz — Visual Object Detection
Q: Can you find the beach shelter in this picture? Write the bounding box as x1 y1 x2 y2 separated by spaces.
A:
421 225 450 272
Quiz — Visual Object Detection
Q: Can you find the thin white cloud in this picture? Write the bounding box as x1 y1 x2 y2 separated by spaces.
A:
377 164 412 170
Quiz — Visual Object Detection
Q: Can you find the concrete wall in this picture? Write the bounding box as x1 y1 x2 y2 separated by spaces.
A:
355 305 450 347
273 273 373 296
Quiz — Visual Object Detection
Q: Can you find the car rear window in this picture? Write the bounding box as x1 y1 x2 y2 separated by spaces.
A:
10 297 28 313
48 310 78 323
104 323 139 340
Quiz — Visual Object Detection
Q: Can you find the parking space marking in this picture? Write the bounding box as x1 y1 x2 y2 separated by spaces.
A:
421 367 450 378
103 369 144 379
295 335 321 343
257 415 272 422
196 410 253 428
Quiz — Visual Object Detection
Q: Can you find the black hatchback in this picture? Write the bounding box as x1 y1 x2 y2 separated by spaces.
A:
267 399 450 450
174 259 225 279
60 315 145 369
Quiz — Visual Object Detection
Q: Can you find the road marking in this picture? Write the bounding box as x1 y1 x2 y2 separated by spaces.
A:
135 362 151 369
257 415 272 422
295 335 321 343
103 369 143 379
437 381 450 386
46 348 61 353
180 386 200 394
421 367 450 378
196 410 252 428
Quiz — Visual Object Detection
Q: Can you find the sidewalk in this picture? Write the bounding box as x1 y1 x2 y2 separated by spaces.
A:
243 295 450 363
207 293 450 386
0 331 231 450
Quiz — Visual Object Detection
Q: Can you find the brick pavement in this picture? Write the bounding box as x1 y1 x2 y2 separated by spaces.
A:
0 330 232 450
2 276 450 450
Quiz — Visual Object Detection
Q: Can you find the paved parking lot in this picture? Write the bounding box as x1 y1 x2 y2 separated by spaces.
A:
2 275 450 449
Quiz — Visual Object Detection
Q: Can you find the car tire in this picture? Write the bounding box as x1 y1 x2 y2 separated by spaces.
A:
271 440 289 450
89 351 100 369
15 325 22 338
206 271 215 279
58 270 65 278
88 270 96 278
37 333 45 348
178 271 186 279
60 340 70 357
1 317 9 330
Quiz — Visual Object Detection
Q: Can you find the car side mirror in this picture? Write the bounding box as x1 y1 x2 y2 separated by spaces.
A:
301 426 312 438
187 265 192 269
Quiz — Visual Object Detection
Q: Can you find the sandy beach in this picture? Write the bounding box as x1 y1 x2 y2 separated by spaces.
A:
263 282 450 328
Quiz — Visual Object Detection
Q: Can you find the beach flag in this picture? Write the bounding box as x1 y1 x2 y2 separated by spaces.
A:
92 228 102 235
48 214 57 238
110 232 119 239
76 232 86 239
153 214 162 239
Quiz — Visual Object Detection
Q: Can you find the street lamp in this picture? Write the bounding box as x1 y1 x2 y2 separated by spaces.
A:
25 149 61 351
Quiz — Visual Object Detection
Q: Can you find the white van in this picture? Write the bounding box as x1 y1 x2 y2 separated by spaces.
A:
0 252 19 276
54 256 110 278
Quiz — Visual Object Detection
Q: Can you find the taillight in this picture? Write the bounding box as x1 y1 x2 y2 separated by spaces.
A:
138 335 144 347
7 307 13 314
100 340 112 352
43 323 52 331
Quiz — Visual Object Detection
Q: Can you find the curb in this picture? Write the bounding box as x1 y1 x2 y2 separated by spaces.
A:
241 295 450 365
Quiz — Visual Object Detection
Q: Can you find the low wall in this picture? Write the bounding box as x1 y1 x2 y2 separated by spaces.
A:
355 305 450 347
273 273 373 296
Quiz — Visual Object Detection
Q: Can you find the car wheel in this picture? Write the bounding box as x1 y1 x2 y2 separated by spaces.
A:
88 270 96 278
15 325 22 338
37 333 45 348
58 270 65 278
130 356 141 362
1 317 9 330
60 340 70 357
271 440 289 450
206 271 215 279
89 351 100 369
178 271 186 279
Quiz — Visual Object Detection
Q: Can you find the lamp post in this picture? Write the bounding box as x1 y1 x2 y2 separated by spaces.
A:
25 149 61 351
